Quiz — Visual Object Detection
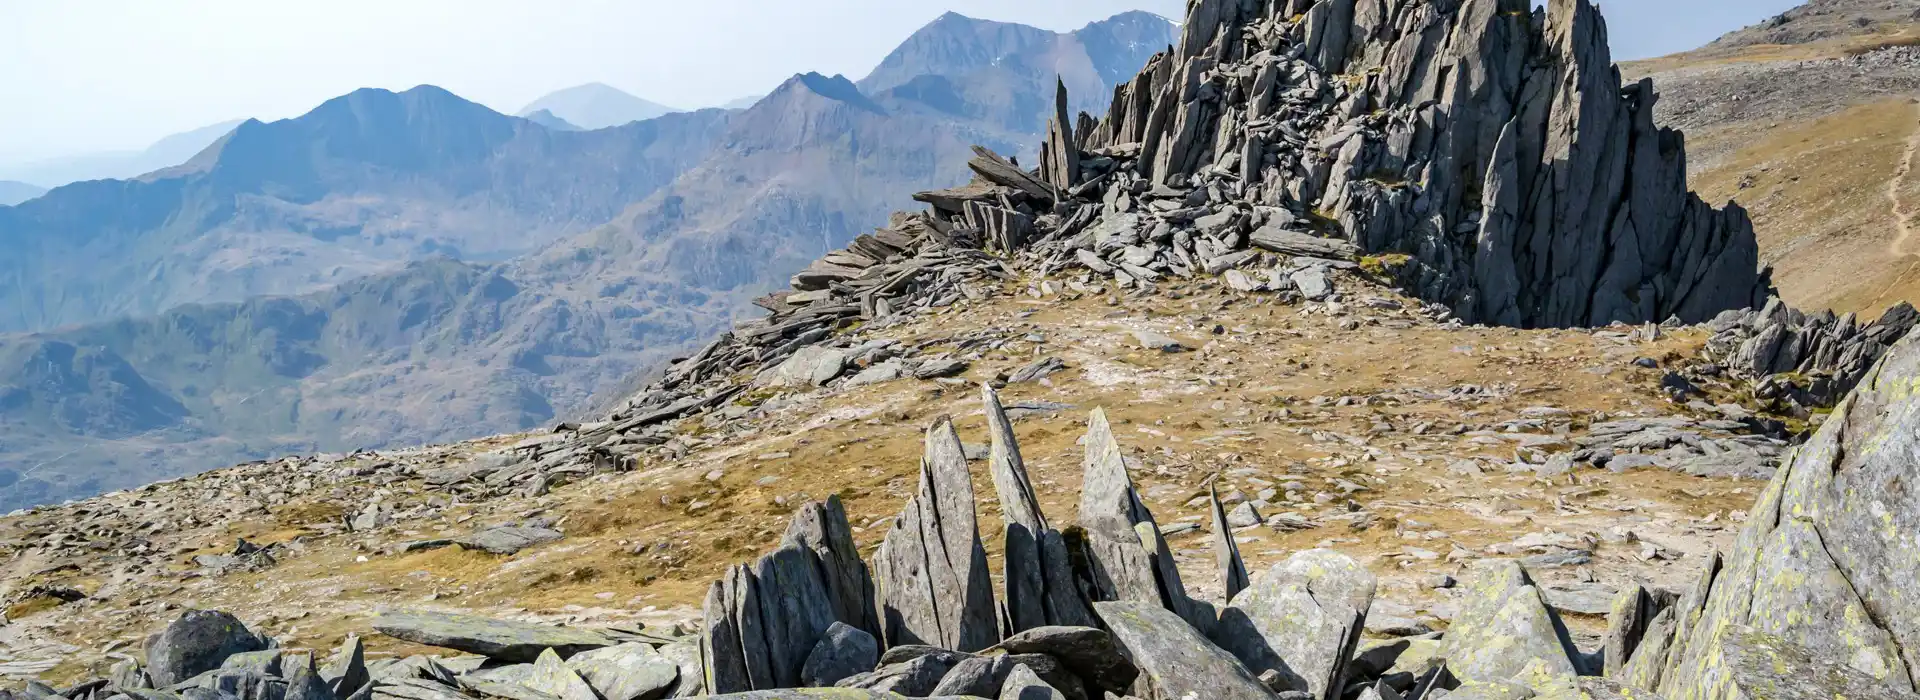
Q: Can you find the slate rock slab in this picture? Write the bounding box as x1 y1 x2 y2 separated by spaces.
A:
1213 549 1373 700
993 626 1135 693
146 610 271 687
525 649 599 700
564 643 677 700
1093 601 1270 700
373 611 612 663
1440 560 1580 687
454 526 563 555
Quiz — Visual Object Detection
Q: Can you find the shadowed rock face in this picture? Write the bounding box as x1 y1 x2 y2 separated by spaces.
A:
1619 331 1920 696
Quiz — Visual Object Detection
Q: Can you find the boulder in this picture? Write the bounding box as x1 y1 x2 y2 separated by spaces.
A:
1440 560 1581 687
998 664 1065 700
1212 549 1373 700
372 611 612 663
453 526 562 555
146 610 272 687
564 644 677 700
1092 601 1270 700
993 626 1135 694
762 347 847 388
1645 332 1920 695
523 649 599 700
798 622 878 688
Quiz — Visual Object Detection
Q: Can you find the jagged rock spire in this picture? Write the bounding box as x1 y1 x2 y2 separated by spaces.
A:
1206 482 1249 603
870 416 1001 652
982 385 1097 633
1076 0 1770 328
1076 407 1211 632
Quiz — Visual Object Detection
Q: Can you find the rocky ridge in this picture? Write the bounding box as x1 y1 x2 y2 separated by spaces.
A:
0 0 1904 697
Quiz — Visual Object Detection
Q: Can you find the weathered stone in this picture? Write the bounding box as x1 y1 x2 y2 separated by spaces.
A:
1076 409 1208 633
1248 226 1358 259
998 664 1065 700
522 649 598 700
654 640 704 699
1213 549 1373 700
982 385 1094 634
321 636 368 698
781 497 881 639
1092 601 1270 700
146 610 272 687
836 653 961 696
283 655 333 700
564 644 677 700
871 417 1000 652
1440 560 1581 687
798 622 878 688
373 611 611 664
1652 333 1920 696
453 526 562 555
1207 485 1249 604
928 656 1011 697
993 626 1136 694
762 347 847 388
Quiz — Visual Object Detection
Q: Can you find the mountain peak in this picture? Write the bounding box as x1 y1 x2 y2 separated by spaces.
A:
518 83 680 130
765 72 885 114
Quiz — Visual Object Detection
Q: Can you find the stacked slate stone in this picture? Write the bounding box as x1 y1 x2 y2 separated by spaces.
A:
1046 0 1771 328
1700 298 1919 409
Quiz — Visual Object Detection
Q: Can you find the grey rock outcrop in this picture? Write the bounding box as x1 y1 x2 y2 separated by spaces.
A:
1092 601 1271 700
1212 549 1374 700
1441 560 1583 687
1622 332 1920 696
982 385 1095 634
146 610 272 687
870 417 1000 652
1076 408 1210 634
1065 0 1770 328
798 622 878 688
1703 298 1919 407
701 540 839 692
373 611 612 664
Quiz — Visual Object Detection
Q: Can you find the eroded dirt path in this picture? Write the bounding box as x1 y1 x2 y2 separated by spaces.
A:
1887 99 1920 258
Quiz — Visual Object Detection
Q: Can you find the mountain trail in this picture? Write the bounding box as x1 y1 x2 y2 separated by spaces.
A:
1869 98 1920 309
1887 98 1920 259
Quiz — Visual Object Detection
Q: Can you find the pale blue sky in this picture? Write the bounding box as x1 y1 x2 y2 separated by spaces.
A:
0 0 1801 163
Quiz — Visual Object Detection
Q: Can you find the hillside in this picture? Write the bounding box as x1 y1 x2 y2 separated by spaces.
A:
0 86 732 335
0 13 1176 510
3 0 1904 695
1626 0 1920 317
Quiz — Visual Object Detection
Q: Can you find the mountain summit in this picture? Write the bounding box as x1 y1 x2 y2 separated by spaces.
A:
517 82 681 129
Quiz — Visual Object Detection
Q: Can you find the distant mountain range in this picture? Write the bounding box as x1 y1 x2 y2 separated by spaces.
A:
517 83 682 129
0 11 1178 510
0 119 246 189
0 181 43 206
0 85 732 333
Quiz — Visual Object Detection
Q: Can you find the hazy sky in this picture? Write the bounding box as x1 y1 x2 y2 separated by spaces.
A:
0 0 1802 163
